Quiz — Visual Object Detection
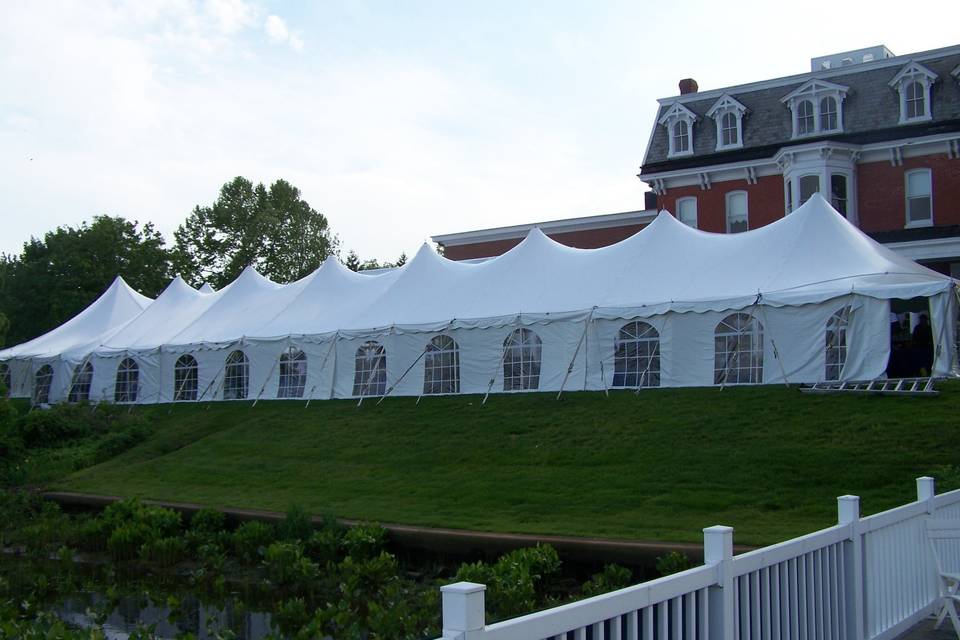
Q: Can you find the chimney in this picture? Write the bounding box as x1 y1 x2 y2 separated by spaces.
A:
679 78 699 95
644 191 657 211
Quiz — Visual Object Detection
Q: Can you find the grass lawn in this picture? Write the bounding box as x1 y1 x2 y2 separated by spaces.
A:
54 382 960 546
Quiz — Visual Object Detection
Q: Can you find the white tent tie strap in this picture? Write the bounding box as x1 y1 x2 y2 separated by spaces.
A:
557 307 596 401
758 296 790 388
720 293 762 391
253 337 288 407
483 314 520 406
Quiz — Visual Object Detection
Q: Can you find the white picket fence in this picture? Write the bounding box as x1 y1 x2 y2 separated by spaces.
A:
435 476 956 640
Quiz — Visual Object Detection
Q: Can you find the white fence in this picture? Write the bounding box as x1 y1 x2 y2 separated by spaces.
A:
436 477 956 640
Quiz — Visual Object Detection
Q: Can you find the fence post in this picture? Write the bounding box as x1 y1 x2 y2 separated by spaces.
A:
838 495 864 640
704 525 735 640
441 581 486 639
917 476 935 514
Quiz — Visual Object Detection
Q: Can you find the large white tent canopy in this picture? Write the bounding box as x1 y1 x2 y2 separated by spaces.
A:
1 195 957 404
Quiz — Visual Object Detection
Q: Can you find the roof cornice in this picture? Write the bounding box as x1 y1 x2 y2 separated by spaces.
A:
654 44 960 106
432 209 658 246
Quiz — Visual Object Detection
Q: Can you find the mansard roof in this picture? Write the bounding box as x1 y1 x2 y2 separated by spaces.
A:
641 45 960 175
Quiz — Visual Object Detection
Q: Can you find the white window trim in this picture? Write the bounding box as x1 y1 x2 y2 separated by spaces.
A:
658 102 697 158
725 190 749 233
781 79 848 139
676 197 698 229
706 94 747 152
889 61 937 125
904 168 933 228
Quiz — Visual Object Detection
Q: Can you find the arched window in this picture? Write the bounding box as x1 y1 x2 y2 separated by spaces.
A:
68 362 94 403
34 365 54 404
0 363 10 394
503 328 542 392
174 354 199 401
720 112 738 147
353 342 386 397
223 350 249 400
613 321 660 388
820 96 838 131
673 121 690 154
714 313 764 384
278 348 307 398
423 335 460 395
115 358 139 403
826 306 851 381
797 100 815 135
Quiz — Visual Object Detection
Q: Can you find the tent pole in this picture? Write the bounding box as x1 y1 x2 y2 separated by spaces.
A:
302 333 338 408
758 300 790 388
385 320 454 406
634 315 667 395
483 315 519 406
327 332 340 401
720 295 762 391
169 352 193 414
558 308 596 401
254 338 286 407
358 328 391 407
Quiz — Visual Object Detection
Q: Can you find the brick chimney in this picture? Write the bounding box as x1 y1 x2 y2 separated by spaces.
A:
678 78 699 95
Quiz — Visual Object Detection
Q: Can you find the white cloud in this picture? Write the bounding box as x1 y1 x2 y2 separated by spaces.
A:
264 14 303 50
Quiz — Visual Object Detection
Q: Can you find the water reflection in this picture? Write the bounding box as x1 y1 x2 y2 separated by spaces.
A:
57 592 274 639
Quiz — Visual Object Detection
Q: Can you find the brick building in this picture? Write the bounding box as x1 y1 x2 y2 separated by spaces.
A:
435 44 960 276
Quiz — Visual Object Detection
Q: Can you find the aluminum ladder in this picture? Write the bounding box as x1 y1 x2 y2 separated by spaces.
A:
800 377 937 396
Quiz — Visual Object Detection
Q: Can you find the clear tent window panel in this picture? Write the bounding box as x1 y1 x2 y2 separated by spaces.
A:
503 328 542 392
825 306 851 381
115 358 139 403
613 321 661 388
174 354 199 401
278 348 308 399
34 365 54 404
714 313 764 384
423 335 460 395
68 362 94 403
353 342 386 397
223 350 249 400
0 363 10 393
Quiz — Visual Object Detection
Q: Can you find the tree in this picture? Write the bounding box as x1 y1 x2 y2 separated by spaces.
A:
344 251 360 272
173 177 339 287
0 216 172 346
395 252 408 267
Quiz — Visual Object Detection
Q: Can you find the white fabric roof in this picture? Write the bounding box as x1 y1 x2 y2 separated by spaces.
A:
1 194 953 360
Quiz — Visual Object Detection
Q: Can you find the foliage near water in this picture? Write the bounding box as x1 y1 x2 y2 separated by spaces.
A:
0 492 643 639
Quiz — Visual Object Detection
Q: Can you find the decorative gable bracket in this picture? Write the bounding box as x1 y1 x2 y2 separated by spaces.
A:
658 102 698 158
706 94 748 152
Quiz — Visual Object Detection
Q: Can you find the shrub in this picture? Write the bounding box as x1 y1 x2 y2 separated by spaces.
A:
656 551 692 577
277 504 313 541
341 523 388 560
263 541 319 589
581 564 633 597
233 520 275 563
454 544 561 620
93 423 151 461
305 527 342 566
141 536 188 567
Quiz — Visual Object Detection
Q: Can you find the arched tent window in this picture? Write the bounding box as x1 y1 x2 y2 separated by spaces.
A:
353 342 387 397
714 313 764 385
174 354 199 401
278 348 307 398
423 335 460 395
223 350 249 400
613 321 661 388
503 328 542 392
68 362 94 403
0 363 10 394
826 306 851 381
34 365 54 404
115 358 139 403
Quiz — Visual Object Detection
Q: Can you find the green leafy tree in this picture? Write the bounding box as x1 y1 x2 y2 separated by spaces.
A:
0 216 171 346
173 177 339 287
395 252 407 267
344 251 360 272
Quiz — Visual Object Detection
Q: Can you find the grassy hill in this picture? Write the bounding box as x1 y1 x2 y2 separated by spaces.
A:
53 383 960 546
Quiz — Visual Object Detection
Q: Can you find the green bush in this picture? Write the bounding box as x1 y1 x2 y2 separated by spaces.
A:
233 520 275 562
656 550 692 577
263 541 319 589
277 504 313 541
305 527 342 566
93 423 151 461
341 523 388 560
454 544 562 620
581 564 633 597
140 536 188 567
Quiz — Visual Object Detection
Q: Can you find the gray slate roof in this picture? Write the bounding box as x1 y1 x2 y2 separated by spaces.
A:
641 48 960 174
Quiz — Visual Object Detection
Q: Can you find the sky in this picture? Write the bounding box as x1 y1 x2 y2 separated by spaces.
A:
1 1 958 265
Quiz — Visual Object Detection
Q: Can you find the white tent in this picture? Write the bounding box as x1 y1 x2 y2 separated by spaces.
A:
1 195 957 404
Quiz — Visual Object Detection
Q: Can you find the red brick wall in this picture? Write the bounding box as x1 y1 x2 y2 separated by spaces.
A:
442 224 648 260
856 156 960 233
656 175 785 233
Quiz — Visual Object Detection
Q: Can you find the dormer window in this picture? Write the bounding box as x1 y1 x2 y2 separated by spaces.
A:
658 102 697 157
706 94 747 151
781 79 848 138
889 61 937 124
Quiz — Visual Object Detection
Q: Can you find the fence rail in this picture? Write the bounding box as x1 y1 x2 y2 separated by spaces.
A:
436 477 960 640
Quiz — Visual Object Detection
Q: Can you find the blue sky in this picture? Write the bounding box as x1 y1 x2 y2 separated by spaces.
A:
1 0 958 265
